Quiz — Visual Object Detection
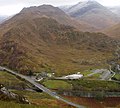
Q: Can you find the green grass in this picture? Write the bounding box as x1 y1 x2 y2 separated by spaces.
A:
42 80 72 90
86 73 101 80
11 90 54 100
113 74 120 81
0 71 27 88
80 71 93 77
69 79 120 91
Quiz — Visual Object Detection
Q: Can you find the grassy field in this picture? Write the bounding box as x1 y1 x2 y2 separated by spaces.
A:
86 73 101 80
80 70 93 77
0 71 27 89
69 79 120 91
113 74 120 81
12 90 54 100
41 78 120 91
42 80 72 90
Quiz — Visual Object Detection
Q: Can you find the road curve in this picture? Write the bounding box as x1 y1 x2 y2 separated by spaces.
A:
1 67 85 108
109 65 120 83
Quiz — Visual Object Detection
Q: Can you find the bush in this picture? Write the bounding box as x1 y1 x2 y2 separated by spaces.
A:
94 91 105 101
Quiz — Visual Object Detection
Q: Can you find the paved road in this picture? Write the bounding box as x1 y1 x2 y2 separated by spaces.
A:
85 69 114 80
86 71 101 77
109 65 116 79
100 70 111 80
109 65 120 83
1 67 85 108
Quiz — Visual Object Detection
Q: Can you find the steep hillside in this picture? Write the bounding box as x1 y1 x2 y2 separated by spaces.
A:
104 23 120 39
0 5 118 76
18 5 96 32
61 1 119 30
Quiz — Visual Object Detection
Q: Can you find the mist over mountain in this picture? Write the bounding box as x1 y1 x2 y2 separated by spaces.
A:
0 16 8 23
60 0 120 30
109 6 120 16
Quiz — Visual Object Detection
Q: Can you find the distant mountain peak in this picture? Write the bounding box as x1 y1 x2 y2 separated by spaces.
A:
60 0 120 30
67 0 103 15
77 0 101 6
78 0 98 4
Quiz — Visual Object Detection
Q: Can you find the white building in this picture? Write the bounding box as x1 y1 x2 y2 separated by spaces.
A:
65 74 83 79
57 72 83 80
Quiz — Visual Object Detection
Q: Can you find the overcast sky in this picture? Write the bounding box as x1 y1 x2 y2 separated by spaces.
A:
0 0 120 16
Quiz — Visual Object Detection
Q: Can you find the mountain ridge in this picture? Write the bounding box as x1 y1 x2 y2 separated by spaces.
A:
60 1 120 30
18 5 96 32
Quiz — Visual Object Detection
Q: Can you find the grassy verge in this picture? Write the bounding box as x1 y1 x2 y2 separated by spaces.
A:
80 70 93 77
86 73 101 80
42 80 72 90
11 90 54 100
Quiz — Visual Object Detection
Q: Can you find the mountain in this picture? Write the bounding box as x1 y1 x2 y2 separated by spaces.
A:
0 16 5 22
0 5 118 75
59 5 72 12
19 5 96 32
109 6 120 16
0 16 8 23
61 0 120 30
104 23 120 39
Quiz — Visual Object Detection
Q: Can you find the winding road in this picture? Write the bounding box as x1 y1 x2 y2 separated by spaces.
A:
0 66 85 108
109 65 120 83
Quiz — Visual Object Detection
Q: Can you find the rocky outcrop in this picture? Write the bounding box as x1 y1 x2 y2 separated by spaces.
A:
0 84 29 104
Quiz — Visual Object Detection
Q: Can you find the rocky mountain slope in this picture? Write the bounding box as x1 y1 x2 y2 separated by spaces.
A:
60 1 120 30
0 5 118 75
